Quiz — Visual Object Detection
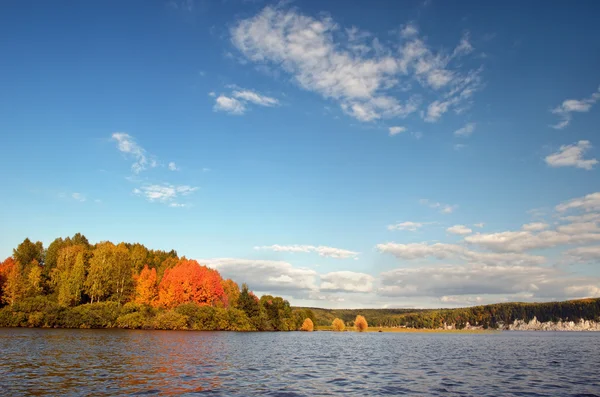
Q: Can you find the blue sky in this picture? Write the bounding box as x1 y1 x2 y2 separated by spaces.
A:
1 0 600 308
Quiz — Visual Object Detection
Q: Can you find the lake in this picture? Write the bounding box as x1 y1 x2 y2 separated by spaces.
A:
1 329 599 396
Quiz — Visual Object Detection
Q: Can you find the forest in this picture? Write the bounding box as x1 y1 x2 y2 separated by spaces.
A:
0 234 316 331
1 234 599 331
303 298 600 329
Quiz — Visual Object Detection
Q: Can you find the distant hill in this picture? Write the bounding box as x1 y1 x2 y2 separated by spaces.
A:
294 298 600 329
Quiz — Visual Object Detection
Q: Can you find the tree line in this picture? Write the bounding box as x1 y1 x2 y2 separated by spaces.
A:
299 298 600 330
0 234 316 331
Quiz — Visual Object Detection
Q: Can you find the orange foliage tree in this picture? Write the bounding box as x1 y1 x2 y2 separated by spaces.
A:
300 318 314 331
134 265 158 305
221 278 240 308
332 318 345 331
157 259 225 308
354 315 368 332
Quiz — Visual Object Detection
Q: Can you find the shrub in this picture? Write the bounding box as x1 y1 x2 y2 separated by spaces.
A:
354 315 368 332
67 302 122 328
332 318 345 331
153 310 188 330
27 312 45 327
300 318 314 332
116 312 148 329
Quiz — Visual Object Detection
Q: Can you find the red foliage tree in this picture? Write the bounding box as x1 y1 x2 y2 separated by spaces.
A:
0 257 17 301
157 259 225 308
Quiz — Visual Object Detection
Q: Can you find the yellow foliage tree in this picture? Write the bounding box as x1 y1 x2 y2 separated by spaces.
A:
332 318 345 331
354 315 368 332
300 318 314 332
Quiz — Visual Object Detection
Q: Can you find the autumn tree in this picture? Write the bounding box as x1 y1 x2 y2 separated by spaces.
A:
2 260 25 306
157 259 225 308
44 237 67 279
85 242 132 303
26 260 43 297
53 245 87 306
13 238 44 267
300 318 314 331
222 279 240 308
129 243 149 273
332 318 345 331
355 315 368 332
134 265 157 305
0 258 18 305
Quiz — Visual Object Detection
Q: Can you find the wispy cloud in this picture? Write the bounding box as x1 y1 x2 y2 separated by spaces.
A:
545 140 598 170
551 85 600 129
254 244 359 259
420 198 458 214
214 95 246 115
388 126 406 136
71 193 86 202
388 221 428 231
168 162 179 171
112 133 156 174
213 88 279 115
233 90 279 107
231 6 483 122
133 183 198 207
447 224 472 235
454 122 476 137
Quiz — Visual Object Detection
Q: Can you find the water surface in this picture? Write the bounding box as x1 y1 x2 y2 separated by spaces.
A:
1 328 599 396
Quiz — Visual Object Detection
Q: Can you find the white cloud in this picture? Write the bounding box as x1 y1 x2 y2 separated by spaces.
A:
463 193 600 252
452 33 474 57
205 258 318 293
214 95 246 115
389 126 406 136
388 221 424 231
556 192 600 213
545 140 598 170
564 246 600 262
551 85 600 129
454 122 476 137
71 193 86 202
254 244 359 259
112 133 156 174
454 144 467 151
377 242 545 267
320 271 375 293
168 162 179 171
473 223 484 228
447 225 472 235
465 228 600 253
233 90 279 107
420 198 457 214
423 69 483 122
133 184 198 206
379 263 600 301
231 7 483 122
521 222 549 232
400 23 418 38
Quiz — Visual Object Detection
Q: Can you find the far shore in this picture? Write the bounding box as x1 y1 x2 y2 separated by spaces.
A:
316 326 497 333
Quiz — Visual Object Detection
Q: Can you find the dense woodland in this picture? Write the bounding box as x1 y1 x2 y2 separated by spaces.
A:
0 234 316 331
304 298 600 329
2 234 599 331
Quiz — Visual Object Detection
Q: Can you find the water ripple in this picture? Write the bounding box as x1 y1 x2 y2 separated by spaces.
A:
0 329 599 396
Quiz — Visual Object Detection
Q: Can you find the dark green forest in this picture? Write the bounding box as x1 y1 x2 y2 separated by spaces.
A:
301 298 600 329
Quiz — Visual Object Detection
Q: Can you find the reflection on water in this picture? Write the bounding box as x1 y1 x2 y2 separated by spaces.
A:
1 328 599 396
